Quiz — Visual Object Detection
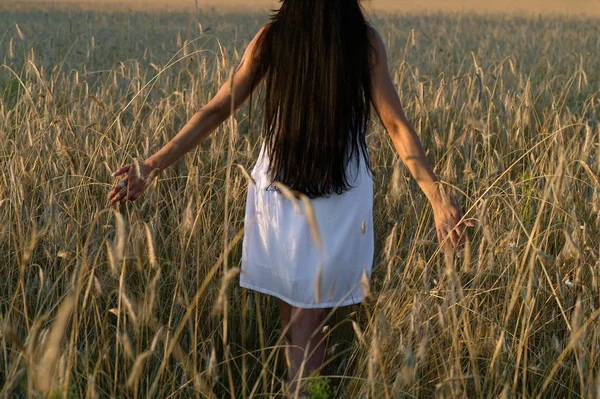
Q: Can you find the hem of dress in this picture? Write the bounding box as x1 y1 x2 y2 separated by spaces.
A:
240 281 364 309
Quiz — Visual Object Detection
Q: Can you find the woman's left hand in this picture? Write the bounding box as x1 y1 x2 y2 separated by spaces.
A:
432 198 474 253
107 160 153 206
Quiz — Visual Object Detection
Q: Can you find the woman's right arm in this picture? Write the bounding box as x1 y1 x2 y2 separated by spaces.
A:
368 27 471 249
108 27 266 205
143 26 267 174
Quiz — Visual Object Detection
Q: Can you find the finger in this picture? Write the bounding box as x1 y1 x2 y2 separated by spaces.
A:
112 176 130 192
455 208 464 220
127 188 140 201
110 187 128 205
451 229 463 250
455 225 468 249
442 224 457 248
454 221 465 240
131 190 144 202
454 224 465 242
119 189 129 204
108 187 121 201
448 228 459 248
108 180 129 200
109 193 123 206
112 166 131 177
130 191 141 202
440 230 451 252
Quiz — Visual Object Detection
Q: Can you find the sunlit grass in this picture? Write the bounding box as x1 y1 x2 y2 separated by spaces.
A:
1 8 599 398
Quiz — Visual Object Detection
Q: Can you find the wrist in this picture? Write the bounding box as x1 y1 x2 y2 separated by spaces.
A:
426 181 444 207
143 157 162 173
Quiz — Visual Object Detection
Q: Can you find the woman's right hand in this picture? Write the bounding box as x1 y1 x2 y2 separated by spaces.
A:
107 160 155 206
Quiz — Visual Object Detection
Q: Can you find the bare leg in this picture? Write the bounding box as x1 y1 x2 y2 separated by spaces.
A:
278 299 292 371
287 306 330 396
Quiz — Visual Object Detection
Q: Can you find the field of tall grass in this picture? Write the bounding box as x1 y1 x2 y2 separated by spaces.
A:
1 7 599 398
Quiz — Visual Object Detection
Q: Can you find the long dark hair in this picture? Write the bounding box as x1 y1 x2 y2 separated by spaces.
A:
255 0 373 198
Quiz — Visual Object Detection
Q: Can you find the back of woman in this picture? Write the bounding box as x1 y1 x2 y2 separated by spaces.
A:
108 0 470 394
255 0 372 198
241 0 375 308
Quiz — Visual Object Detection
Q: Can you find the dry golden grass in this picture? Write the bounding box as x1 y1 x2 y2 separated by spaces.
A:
1 6 600 399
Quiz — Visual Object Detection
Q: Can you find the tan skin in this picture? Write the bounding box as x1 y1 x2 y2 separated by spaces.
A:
107 26 473 394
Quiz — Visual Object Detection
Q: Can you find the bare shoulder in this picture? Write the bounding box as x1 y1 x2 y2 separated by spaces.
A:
251 25 269 45
368 26 387 72
367 26 384 45
245 25 269 57
236 25 269 73
367 26 386 60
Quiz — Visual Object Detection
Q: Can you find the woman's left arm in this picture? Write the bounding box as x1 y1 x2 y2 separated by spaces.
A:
108 27 266 205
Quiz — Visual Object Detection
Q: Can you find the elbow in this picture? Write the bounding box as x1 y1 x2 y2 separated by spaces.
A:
200 105 230 125
385 120 404 139
214 105 232 122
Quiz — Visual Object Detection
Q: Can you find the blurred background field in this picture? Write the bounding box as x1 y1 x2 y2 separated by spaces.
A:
2 0 600 15
1 2 600 398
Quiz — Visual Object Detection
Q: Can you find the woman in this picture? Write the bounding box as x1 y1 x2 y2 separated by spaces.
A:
107 0 471 394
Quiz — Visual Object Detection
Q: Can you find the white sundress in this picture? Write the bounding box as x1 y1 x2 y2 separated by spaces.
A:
240 144 374 309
